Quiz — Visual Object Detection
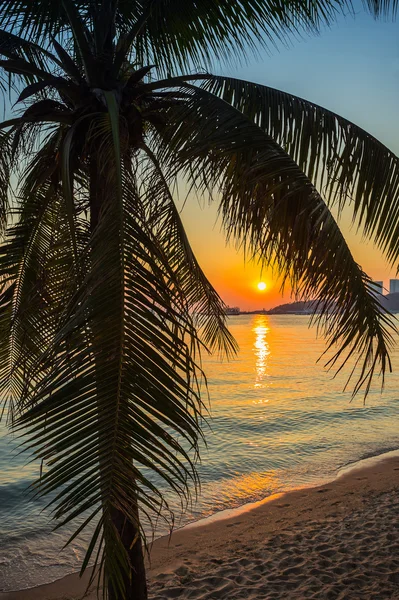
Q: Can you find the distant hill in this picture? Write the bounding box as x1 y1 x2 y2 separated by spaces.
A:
267 300 316 315
266 293 399 315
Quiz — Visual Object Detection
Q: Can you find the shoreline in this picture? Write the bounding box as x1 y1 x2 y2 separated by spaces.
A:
2 448 399 599
181 446 399 531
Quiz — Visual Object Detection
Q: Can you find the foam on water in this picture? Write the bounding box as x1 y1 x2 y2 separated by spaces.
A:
1 315 398 591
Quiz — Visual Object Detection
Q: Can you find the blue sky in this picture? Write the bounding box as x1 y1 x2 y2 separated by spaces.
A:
227 8 399 153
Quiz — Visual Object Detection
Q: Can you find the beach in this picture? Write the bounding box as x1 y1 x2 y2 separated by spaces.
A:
2 453 399 600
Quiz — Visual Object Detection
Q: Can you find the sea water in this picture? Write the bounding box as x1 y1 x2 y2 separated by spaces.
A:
1 315 398 591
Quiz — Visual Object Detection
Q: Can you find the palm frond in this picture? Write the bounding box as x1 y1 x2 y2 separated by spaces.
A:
60 0 95 83
139 142 238 358
155 84 396 393
0 130 11 236
202 75 399 267
119 0 399 76
0 27 59 69
2 0 398 78
0 1 65 45
0 127 78 421
13 150 208 596
0 103 216 597
0 34 63 95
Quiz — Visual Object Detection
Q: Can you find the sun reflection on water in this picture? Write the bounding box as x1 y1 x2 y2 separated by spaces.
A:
201 469 280 517
253 316 271 389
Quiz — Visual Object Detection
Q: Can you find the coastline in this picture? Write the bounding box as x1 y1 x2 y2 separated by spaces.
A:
2 450 399 600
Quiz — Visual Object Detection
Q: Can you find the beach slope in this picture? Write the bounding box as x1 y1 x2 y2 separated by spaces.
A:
2 455 399 600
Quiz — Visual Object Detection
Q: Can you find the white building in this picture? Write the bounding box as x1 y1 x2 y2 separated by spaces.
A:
389 279 399 294
225 306 240 315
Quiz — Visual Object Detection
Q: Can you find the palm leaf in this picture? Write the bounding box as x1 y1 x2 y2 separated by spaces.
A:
139 142 237 358
50 36 82 81
155 84 396 393
0 127 79 421
202 75 399 266
0 130 11 236
116 0 397 76
0 99 214 597
0 28 60 68
13 154 208 595
0 1 65 45
1 0 398 77
60 0 95 83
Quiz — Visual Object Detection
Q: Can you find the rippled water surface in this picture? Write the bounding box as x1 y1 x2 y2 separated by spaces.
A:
1 315 399 590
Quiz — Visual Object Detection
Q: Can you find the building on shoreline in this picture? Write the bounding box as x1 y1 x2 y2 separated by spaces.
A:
371 281 384 295
389 279 399 294
225 306 240 315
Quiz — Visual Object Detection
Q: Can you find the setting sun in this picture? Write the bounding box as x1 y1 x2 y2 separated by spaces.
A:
257 282 267 291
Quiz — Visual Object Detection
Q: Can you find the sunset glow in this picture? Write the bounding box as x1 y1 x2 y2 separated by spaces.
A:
180 198 396 311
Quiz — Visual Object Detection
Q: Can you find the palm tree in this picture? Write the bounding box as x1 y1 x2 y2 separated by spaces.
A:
0 1 398 598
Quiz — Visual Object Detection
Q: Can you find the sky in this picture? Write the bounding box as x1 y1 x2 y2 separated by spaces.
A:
178 6 399 310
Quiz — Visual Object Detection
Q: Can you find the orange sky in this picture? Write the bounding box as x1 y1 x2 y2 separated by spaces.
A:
180 200 396 311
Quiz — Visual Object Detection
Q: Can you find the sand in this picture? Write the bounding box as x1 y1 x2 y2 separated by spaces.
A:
2 453 399 600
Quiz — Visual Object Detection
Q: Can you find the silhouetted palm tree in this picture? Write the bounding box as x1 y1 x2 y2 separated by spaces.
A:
0 1 397 598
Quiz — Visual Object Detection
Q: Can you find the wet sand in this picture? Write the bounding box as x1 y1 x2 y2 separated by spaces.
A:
2 454 399 599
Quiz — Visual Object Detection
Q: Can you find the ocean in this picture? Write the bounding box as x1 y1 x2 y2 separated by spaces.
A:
1 314 398 591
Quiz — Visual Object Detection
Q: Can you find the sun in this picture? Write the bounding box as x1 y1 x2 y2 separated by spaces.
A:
257 282 267 291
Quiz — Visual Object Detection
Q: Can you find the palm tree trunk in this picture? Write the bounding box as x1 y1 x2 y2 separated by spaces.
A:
109 505 148 600
89 154 148 600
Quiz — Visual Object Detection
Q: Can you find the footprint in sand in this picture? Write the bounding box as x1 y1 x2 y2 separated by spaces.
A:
209 558 223 565
175 566 190 576
155 573 170 581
